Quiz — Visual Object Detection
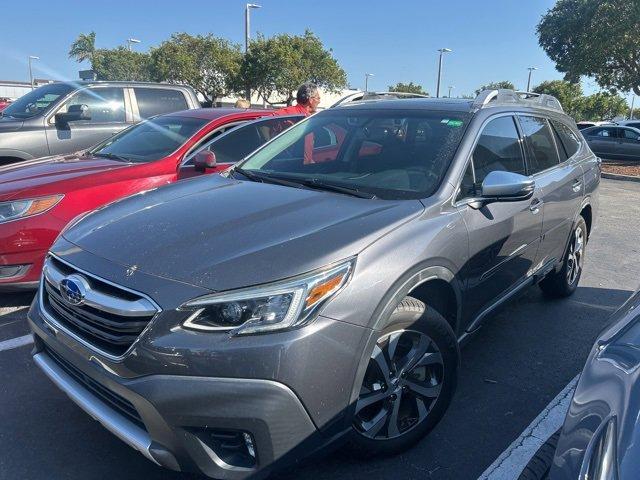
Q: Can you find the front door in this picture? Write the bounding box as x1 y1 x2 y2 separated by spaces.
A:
45 87 129 156
584 126 619 158
456 115 543 326
617 127 640 159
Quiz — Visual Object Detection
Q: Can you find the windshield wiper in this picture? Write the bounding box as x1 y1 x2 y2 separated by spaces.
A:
234 167 309 189
93 152 132 163
297 178 376 199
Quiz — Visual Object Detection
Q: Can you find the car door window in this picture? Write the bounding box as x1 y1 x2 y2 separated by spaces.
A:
60 87 125 123
621 128 640 140
134 88 188 118
550 124 568 162
470 116 526 188
589 127 618 138
518 116 560 174
185 116 302 165
551 120 580 158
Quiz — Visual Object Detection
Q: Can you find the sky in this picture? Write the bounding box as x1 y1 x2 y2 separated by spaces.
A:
0 0 626 102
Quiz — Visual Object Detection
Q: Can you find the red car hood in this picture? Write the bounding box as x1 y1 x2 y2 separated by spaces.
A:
0 154 132 200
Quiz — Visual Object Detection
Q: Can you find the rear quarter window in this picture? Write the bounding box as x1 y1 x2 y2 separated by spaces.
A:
551 120 580 158
134 88 189 118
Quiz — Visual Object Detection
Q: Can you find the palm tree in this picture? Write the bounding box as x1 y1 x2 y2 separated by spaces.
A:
69 32 96 64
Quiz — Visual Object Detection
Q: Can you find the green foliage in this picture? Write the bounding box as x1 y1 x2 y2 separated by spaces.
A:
69 32 96 63
575 92 628 121
388 82 428 95
241 30 347 105
474 81 516 95
150 33 242 102
92 48 152 81
532 80 583 117
538 0 640 94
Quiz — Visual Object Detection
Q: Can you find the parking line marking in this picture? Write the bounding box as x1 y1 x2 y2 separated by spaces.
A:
0 334 33 352
477 375 579 480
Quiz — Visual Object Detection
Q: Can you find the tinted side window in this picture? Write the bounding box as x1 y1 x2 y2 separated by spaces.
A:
551 120 580 157
63 87 125 123
589 127 618 137
622 128 640 140
472 116 526 184
458 161 476 199
134 88 188 118
518 116 560 174
551 125 568 162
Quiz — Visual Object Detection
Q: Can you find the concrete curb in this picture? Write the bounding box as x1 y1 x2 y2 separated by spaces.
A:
602 172 640 183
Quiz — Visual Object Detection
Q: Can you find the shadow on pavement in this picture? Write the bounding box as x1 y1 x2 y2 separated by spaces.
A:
0 291 35 309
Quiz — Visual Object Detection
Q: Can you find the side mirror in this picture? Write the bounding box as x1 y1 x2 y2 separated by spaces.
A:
193 150 217 172
481 171 535 202
55 104 91 124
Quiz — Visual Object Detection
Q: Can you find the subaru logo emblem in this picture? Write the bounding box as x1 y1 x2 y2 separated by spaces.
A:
59 275 88 306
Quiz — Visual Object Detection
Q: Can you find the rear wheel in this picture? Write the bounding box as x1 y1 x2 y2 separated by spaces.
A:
539 216 587 298
349 297 458 456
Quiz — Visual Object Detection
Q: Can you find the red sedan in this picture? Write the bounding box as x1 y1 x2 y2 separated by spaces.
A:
0 109 303 289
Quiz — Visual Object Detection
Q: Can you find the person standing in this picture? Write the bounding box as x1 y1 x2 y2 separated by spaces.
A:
273 83 321 116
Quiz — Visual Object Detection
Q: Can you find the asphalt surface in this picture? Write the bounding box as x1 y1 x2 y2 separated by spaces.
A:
1 179 639 480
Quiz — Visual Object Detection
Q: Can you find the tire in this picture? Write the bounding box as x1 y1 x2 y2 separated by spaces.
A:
539 216 587 298
517 430 560 480
349 296 459 456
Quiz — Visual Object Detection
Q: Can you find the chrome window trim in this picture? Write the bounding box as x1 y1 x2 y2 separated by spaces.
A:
39 253 162 362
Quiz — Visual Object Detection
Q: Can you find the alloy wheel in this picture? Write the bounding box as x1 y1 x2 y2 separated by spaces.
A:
566 225 585 285
354 329 444 440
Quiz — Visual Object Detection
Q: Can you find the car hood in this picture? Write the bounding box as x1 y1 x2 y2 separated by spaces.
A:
0 153 132 199
63 175 423 292
0 116 24 132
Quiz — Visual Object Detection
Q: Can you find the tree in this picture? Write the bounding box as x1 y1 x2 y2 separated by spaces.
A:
538 0 640 94
241 30 347 105
150 33 242 103
69 32 96 64
92 48 152 81
575 92 628 121
388 82 428 95
532 80 583 118
474 81 515 95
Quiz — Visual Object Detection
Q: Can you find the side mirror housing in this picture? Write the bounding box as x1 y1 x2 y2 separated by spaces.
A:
55 104 91 124
481 171 535 202
193 150 217 172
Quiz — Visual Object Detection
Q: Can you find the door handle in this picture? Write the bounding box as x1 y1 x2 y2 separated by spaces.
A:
572 180 582 192
529 199 543 214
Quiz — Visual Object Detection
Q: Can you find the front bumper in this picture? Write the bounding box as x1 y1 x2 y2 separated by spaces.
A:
30 329 322 480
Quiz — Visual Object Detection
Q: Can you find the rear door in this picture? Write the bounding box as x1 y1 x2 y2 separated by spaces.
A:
131 87 190 120
583 126 619 158
518 115 584 270
456 114 543 322
45 86 129 155
617 127 640 159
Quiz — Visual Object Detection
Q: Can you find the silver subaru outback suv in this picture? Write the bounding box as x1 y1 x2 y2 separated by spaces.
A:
28 90 600 479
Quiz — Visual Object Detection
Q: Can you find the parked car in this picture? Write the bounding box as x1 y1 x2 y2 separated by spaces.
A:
0 81 200 164
518 289 640 480
28 90 599 479
0 110 302 289
615 119 640 130
0 97 11 111
576 121 614 130
331 90 429 107
581 124 640 160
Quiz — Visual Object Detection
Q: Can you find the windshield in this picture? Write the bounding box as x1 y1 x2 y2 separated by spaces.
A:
238 109 471 199
91 115 209 163
2 83 74 119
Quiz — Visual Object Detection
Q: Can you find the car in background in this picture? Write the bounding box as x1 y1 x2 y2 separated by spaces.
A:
615 119 640 130
0 81 200 164
581 124 640 160
576 121 614 130
331 90 429 107
28 90 598 479
519 289 640 480
0 110 302 289
0 97 11 111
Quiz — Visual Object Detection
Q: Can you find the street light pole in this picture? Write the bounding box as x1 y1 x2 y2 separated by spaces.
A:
526 67 537 92
448 85 455 98
365 73 374 92
28 55 39 90
630 94 636 120
436 48 452 98
127 38 141 51
244 3 261 103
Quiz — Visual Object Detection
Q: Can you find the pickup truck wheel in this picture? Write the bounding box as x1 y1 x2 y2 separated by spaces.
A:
349 296 458 456
539 216 587 298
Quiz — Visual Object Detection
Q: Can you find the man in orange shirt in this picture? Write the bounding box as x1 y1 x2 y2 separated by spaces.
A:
273 83 321 116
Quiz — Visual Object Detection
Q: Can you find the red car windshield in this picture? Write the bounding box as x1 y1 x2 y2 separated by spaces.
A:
91 115 209 163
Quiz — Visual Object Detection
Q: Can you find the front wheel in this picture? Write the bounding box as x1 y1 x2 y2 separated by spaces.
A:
349 297 459 456
539 216 587 298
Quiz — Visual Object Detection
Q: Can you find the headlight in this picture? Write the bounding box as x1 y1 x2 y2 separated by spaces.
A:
0 195 63 224
181 258 355 335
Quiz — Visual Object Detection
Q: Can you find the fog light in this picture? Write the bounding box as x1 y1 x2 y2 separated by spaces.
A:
0 264 30 279
189 428 257 468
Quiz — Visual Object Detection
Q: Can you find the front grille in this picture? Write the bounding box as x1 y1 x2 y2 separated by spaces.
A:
44 345 145 430
41 256 158 358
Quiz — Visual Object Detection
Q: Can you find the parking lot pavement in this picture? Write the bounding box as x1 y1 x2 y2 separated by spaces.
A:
1 178 639 480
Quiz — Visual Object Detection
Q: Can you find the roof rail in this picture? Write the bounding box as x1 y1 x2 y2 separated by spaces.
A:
472 89 564 112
